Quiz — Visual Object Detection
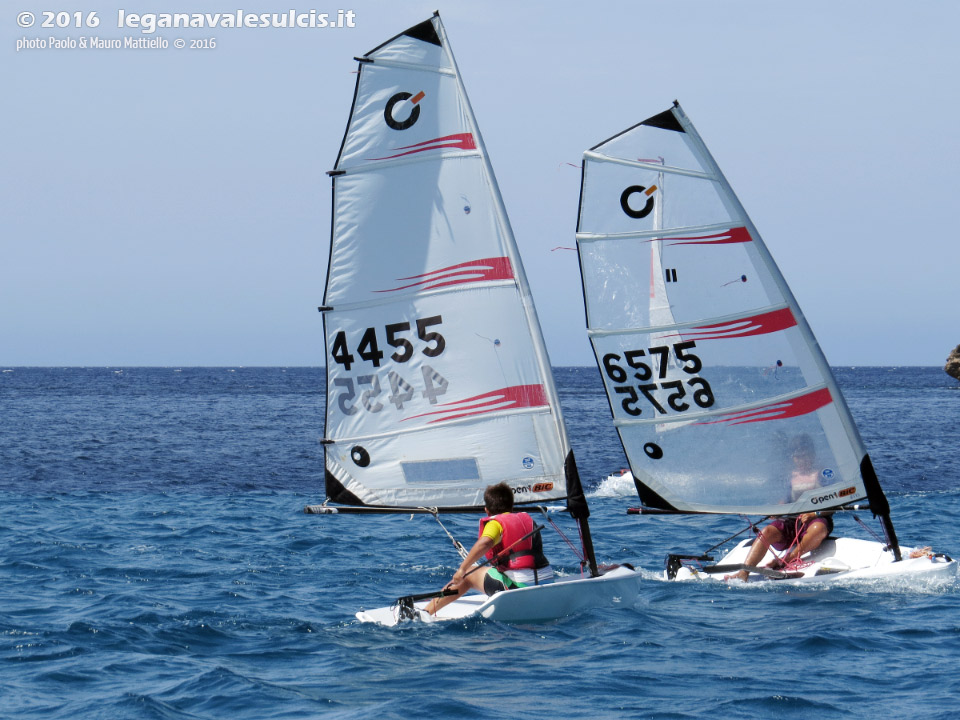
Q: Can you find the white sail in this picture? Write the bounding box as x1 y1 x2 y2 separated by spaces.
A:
322 16 579 511
576 104 891 519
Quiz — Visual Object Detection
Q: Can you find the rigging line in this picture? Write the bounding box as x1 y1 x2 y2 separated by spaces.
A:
704 516 767 556
536 506 585 567
852 513 885 545
766 516 819 573
766 516 802 569
577 520 587 576
425 508 469 560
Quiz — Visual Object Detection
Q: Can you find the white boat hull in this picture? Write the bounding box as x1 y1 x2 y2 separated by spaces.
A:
356 565 641 626
671 537 956 583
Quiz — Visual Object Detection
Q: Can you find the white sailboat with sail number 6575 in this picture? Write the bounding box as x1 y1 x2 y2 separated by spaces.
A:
576 103 955 584
306 13 641 625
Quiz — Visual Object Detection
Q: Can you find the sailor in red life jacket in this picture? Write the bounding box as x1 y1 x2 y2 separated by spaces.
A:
425 482 553 616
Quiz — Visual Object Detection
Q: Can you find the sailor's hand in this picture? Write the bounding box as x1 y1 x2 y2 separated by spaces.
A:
799 512 816 523
444 570 465 591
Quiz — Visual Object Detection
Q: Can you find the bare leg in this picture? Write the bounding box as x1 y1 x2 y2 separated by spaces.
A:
730 524 785 582
782 518 829 564
425 569 488 615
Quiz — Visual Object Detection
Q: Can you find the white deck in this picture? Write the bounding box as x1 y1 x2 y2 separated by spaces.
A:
356 565 641 626
671 537 956 584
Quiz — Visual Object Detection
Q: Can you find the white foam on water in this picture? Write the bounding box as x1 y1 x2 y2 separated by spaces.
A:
590 470 636 498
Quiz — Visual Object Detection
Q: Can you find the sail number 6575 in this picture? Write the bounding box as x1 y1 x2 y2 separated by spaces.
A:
602 341 715 416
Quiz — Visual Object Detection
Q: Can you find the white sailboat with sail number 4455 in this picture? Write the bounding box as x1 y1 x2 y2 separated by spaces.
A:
306 13 641 625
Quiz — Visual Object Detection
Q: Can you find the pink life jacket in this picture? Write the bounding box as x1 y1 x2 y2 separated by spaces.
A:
479 512 536 571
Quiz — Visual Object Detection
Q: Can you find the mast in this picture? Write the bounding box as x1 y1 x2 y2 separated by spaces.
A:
433 15 598 574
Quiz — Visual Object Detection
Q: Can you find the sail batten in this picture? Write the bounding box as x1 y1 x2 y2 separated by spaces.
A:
612 383 831 428
577 221 748 243
327 404 555 444
334 148 483 175
326 281 519 314
588 302 793 339
576 103 887 517
358 58 457 75
583 151 714 179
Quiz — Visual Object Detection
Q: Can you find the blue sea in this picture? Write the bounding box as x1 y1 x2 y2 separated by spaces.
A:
2 367 958 719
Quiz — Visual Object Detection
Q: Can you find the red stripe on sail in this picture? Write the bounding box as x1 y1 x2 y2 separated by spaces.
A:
374 257 513 293
369 132 477 161
673 308 797 342
695 387 833 427
665 226 752 246
404 384 548 424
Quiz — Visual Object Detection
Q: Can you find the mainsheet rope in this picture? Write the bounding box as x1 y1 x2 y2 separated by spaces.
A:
754 515 823 572
424 508 469 560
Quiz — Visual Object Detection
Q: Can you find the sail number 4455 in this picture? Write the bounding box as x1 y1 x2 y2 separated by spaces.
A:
602 341 715 416
331 315 445 371
330 315 449 416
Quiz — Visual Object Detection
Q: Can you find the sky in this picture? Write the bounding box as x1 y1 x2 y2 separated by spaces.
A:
3 1 958 367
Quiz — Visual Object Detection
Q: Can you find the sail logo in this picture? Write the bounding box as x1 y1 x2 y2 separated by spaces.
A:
630 226 752 248
672 307 797 342
811 487 855 505
403 384 548 424
664 226 752 246
695 387 832 427
368 132 477 161
384 91 424 130
374 257 514 293
512 482 555 495
811 492 837 505
522 456 535 469
620 185 658 219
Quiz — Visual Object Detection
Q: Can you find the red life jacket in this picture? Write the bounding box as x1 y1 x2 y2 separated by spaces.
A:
478 512 536 571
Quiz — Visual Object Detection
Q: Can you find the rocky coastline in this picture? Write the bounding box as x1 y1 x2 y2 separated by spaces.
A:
946 345 960 380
